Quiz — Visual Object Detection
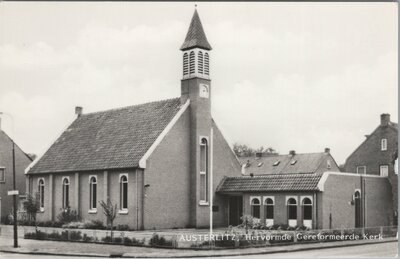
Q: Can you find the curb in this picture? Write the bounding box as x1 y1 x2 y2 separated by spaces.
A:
0 238 397 258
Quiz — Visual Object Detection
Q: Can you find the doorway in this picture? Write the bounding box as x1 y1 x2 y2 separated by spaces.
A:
228 196 243 226
354 191 362 228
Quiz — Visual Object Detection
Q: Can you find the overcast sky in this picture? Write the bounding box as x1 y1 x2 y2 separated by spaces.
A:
0 2 397 165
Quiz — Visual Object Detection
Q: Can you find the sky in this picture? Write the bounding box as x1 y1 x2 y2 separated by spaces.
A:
0 2 397 165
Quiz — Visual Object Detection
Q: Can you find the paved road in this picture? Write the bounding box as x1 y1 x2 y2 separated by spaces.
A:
0 242 397 258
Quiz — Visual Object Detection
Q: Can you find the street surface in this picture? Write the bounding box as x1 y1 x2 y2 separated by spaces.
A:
0 242 397 258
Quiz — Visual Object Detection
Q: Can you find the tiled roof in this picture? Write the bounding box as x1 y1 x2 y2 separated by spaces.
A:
238 152 329 175
216 173 322 193
28 98 182 174
180 9 212 51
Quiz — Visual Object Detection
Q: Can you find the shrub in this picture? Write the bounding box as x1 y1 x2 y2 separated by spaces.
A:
60 230 69 241
69 230 82 241
57 207 79 224
102 236 113 243
149 233 173 247
48 232 61 240
116 224 130 231
35 230 48 240
82 234 93 242
113 237 123 243
24 232 37 239
123 237 133 245
62 221 85 229
83 220 105 230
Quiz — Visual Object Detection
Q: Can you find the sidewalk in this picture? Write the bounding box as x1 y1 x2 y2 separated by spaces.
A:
0 236 397 258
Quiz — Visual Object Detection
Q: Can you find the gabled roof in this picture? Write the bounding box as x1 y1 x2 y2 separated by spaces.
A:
180 9 212 51
239 152 332 175
216 173 322 193
0 130 33 162
28 98 183 174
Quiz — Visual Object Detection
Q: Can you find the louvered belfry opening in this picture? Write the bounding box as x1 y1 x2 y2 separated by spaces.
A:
204 52 209 75
183 52 189 76
189 51 195 75
198 51 204 74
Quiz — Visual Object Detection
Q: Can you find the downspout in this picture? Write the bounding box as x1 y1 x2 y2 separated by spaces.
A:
136 169 139 230
363 178 366 227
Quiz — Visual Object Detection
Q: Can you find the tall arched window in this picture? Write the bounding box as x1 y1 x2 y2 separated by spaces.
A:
302 198 312 222
120 175 128 210
251 197 261 219
189 51 195 75
89 176 97 210
198 51 204 74
38 179 45 211
183 53 189 76
287 198 297 224
199 138 208 203
204 53 209 75
62 178 70 209
264 198 274 224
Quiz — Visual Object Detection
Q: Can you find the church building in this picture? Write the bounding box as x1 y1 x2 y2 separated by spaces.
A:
25 9 241 230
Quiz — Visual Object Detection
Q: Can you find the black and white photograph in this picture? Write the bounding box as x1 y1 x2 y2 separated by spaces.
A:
0 1 398 258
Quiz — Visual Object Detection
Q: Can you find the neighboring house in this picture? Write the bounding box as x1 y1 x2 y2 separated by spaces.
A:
344 113 398 225
240 148 340 175
25 9 241 230
0 120 33 223
217 172 393 229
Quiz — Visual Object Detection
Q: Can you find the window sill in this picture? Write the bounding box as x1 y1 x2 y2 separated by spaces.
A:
118 210 129 215
199 201 209 206
88 209 97 214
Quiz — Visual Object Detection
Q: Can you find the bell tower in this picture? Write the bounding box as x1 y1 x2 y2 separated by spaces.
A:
180 9 213 227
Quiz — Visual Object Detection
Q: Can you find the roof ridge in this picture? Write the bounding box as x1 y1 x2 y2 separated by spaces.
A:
229 173 318 179
82 97 181 116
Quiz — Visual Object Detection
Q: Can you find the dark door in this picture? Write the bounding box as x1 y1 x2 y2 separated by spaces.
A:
355 191 362 228
228 196 243 226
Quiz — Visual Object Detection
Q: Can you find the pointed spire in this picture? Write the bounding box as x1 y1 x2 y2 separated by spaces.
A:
180 9 212 51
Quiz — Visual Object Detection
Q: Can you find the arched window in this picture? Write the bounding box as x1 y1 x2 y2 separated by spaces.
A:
264 198 274 220
62 178 70 209
198 51 204 74
251 197 261 219
302 198 312 220
120 175 128 210
199 138 208 203
204 53 209 75
189 51 195 75
89 176 97 210
183 53 189 76
38 179 45 211
287 198 297 220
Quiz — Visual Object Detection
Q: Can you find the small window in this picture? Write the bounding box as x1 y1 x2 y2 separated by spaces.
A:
356 166 366 175
302 198 312 220
62 177 70 209
264 198 274 220
381 139 387 151
380 165 389 177
200 138 209 203
251 197 261 219
273 161 280 166
287 198 297 220
89 176 97 210
120 175 128 210
38 178 45 210
290 160 297 165
0 168 5 183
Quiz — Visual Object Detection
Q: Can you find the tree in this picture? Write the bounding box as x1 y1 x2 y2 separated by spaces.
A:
23 193 40 223
99 198 118 240
233 143 278 157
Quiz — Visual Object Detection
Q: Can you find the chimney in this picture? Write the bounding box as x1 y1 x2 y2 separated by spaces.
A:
380 113 390 126
75 106 83 117
289 150 296 156
255 152 263 158
324 148 330 154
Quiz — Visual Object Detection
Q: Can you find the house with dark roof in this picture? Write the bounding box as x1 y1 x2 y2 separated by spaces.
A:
25 9 241 230
0 119 33 223
239 148 340 176
344 113 398 225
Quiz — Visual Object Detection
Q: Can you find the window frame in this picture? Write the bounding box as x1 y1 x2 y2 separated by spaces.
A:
38 178 45 212
0 167 5 183
119 173 129 213
250 196 261 219
199 136 209 205
89 175 98 213
381 138 387 151
380 165 389 177
62 176 70 209
356 166 366 175
301 196 313 220
263 196 274 220
286 196 298 220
